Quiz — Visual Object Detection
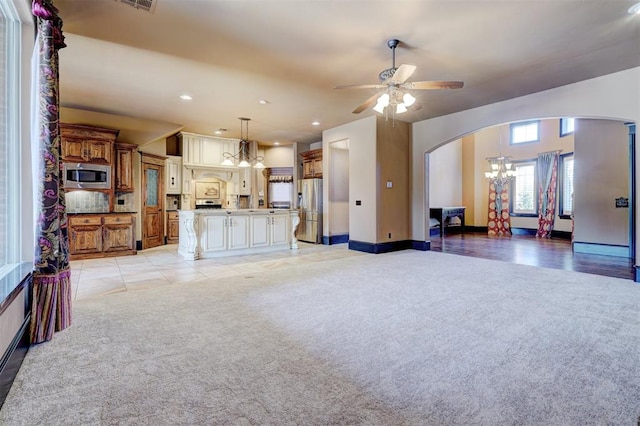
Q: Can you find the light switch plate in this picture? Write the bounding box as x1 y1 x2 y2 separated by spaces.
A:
386 181 393 188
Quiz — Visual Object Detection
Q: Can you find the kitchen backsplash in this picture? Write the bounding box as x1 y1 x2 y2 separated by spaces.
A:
113 192 135 212
66 191 110 213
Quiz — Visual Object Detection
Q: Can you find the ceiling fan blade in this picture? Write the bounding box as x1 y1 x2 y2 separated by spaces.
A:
334 84 386 90
406 80 464 90
387 64 416 84
352 93 380 114
408 101 422 112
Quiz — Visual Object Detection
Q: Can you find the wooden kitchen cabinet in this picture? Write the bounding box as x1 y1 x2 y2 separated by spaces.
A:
115 142 137 192
166 211 179 244
103 215 135 252
300 148 322 178
68 214 136 260
61 123 118 164
69 216 103 255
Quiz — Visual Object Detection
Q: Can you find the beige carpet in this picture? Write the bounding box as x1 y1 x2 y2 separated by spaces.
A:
1 249 640 425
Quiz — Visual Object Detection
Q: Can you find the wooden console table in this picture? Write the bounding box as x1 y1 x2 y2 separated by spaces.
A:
430 207 466 236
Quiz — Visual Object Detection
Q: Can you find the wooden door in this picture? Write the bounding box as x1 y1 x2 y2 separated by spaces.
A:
141 154 165 249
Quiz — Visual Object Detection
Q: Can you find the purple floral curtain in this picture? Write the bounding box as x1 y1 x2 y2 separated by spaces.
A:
31 0 71 344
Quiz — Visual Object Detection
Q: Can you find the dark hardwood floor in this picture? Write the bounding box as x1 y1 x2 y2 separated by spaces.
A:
429 231 635 281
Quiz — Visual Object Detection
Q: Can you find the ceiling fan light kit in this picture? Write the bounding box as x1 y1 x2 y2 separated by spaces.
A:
334 38 464 116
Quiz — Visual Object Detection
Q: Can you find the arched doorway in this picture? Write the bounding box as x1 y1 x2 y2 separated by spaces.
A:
425 118 636 279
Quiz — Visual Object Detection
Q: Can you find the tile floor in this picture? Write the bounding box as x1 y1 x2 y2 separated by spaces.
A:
70 242 364 301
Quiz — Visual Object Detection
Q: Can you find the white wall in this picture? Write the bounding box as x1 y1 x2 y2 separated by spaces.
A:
263 145 294 168
323 116 377 243
574 119 630 246
329 144 349 236
413 67 640 247
429 139 462 207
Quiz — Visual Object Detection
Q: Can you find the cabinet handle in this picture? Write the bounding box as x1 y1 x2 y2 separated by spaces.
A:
171 177 175 185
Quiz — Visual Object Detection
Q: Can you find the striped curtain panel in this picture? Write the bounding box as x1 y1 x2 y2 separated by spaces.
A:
536 151 560 238
30 0 71 344
487 181 512 236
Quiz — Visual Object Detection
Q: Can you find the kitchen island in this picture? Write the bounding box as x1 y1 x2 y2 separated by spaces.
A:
178 209 300 260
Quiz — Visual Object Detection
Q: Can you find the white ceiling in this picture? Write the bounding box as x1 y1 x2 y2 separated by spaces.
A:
55 0 640 146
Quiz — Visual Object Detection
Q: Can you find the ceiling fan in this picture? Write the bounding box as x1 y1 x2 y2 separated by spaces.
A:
334 39 464 115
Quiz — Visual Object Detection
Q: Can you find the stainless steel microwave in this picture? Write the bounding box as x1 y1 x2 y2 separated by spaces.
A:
63 163 111 189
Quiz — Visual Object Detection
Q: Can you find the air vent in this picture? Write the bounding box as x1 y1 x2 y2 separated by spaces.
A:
119 0 157 13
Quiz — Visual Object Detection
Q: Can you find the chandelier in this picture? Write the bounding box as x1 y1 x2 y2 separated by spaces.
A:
373 86 416 115
221 117 265 168
484 155 515 185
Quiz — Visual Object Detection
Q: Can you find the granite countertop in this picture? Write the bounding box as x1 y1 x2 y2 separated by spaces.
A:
68 211 137 215
180 209 295 215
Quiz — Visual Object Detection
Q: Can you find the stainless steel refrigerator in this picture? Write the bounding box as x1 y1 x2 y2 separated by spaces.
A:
297 178 322 243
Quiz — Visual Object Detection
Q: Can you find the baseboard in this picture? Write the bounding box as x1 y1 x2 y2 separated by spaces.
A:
323 234 349 245
411 240 431 251
348 240 413 254
0 313 30 409
0 268 32 409
465 226 488 233
573 241 630 258
508 228 572 240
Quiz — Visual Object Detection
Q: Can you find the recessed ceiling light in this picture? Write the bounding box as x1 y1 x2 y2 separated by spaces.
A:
259 99 269 105
311 121 320 126
629 2 640 14
274 142 280 145
214 128 227 135
180 94 193 101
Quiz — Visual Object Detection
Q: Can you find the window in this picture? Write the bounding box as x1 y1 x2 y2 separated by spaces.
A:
510 160 537 216
0 0 23 279
560 118 575 137
559 153 574 218
510 121 540 144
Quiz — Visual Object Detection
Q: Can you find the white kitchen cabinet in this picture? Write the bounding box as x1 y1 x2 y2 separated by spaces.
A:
200 215 228 253
165 155 182 194
250 215 270 248
250 213 289 248
239 167 252 195
200 214 249 254
180 132 237 168
271 214 289 246
228 215 250 250
200 137 222 167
